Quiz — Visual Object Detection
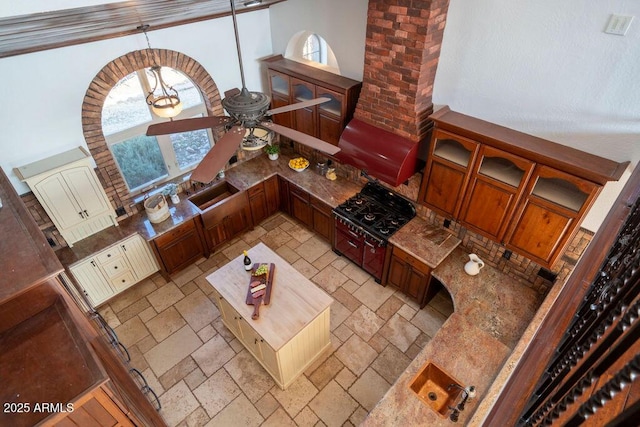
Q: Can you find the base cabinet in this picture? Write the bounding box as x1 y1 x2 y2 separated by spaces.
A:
151 218 206 278
285 179 334 244
247 176 280 225
385 246 432 308
200 192 252 252
70 234 158 306
211 286 330 389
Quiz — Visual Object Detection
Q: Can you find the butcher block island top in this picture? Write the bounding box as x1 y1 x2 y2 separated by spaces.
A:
206 242 334 389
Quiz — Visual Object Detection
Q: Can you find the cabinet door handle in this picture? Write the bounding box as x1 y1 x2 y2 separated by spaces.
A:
83 209 89 217
78 211 84 218
347 240 358 248
114 266 118 269
91 260 97 267
121 244 127 252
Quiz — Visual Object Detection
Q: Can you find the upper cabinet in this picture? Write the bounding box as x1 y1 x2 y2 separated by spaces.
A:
15 147 118 246
419 130 479 218
418 107 629 268
263 55 362 146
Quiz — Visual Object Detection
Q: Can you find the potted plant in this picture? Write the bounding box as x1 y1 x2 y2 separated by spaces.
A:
264 144 280 160
162 183 180 204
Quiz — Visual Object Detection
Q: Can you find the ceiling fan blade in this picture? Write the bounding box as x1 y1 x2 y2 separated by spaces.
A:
261 122 341 155
146 116 232 136
224 88 241 98
189 126 244 183
266 97 331 116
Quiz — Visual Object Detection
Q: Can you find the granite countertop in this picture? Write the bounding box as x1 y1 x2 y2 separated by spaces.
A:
388 216 461 268
364 247 543 426
56 153 362 267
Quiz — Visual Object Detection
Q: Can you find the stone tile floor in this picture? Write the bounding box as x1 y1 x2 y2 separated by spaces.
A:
99 213 454 427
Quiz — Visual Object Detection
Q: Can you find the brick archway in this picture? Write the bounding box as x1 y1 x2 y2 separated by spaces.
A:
81 49 224 216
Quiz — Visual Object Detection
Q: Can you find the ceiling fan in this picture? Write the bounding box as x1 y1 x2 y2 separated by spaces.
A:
146 0 340 184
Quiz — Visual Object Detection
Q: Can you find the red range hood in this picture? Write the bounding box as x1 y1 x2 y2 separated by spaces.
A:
335 118 419 187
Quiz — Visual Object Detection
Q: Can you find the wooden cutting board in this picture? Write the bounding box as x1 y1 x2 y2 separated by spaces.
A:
245 263 275 305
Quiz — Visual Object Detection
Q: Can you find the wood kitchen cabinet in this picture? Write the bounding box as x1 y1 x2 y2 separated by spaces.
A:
247 175 280 225
70 234 158 306
278 175 291 215
291 77 317 137
289 182 313 227
199 191 252 252
504 165 600 266
267 69 293 128
459 146 534 241
310 194 334 245
15 146 118 246
418 129 480 218
385 245 432 308
151 217 206 278
418 107 629 268
285 179 334 244
263 55 361 146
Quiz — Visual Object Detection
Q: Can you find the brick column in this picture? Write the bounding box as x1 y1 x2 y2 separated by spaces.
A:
355 0 450 142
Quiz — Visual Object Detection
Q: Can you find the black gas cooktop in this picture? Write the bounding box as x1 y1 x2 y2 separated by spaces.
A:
333 181 416 241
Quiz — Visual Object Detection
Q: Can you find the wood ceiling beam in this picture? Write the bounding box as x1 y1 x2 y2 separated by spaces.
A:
0 0 286 58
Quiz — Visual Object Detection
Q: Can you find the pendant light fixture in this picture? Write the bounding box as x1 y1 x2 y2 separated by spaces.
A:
138 24 183 118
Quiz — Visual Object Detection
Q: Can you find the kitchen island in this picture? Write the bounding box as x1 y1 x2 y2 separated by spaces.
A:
206 242 334 390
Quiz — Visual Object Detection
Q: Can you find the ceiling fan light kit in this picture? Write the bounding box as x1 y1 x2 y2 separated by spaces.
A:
145 0 340 184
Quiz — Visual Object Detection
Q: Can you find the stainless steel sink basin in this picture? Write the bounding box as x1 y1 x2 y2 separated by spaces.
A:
408 362 463 417
188 180 240 210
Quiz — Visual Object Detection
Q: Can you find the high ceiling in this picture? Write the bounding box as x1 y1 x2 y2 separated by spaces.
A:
0 0 285 58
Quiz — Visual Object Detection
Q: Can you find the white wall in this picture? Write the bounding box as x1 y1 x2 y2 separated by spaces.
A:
269 0 368 80
0 9 272 194
433 0 640 230
270 0 639 231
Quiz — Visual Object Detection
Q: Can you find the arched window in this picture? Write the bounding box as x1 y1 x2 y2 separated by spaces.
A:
102 67 213 192
302 34 322 63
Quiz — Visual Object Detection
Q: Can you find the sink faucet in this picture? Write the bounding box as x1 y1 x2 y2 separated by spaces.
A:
447 383 476 419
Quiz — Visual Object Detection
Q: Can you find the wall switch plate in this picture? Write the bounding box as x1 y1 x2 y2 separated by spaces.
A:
605 14 634 36
115 206 126 216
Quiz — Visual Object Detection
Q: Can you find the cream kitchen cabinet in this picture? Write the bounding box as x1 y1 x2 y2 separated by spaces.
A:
207 243 333 389
70 234 158 306
15 147 117 246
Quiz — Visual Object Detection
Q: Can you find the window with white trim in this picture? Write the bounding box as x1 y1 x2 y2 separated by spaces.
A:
102 67 213 193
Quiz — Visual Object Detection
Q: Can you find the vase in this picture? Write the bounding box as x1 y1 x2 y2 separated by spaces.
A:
268 153 279 161
170 194 180 204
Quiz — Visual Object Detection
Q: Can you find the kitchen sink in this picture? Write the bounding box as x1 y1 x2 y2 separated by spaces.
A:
408 362 463 417
188 180 240 211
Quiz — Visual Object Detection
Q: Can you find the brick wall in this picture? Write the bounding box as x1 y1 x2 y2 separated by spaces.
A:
355 0 450 142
